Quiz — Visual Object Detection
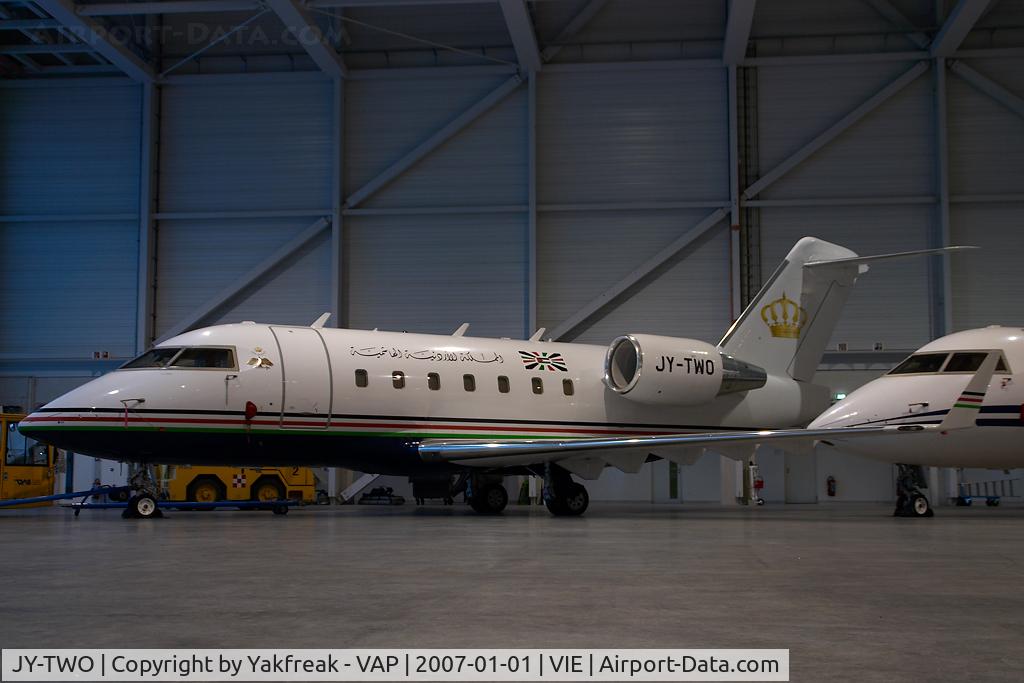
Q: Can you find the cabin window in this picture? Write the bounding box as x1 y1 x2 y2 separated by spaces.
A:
888 353 948 375
122 347 182 369
943 352 1010 373
428 372 441 390
392 371 405 389
497 376 510 393
562 379 575 396
463 374 476 392
355 369 368 387
170 347 236 369
532 377 544 395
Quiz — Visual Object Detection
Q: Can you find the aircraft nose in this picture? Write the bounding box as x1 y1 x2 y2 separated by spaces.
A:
807 389 879 430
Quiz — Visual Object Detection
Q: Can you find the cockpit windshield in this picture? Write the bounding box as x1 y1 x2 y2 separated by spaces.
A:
122 347 236 370
888 351 1009 375
122 347 183 369
170 348 236 369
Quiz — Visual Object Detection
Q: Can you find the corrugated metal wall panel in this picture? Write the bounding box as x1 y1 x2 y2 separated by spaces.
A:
537 69 728 204
537 210 731 345
364 87 527 209
757 62 934 199
948 58 1024 196
0 220 138 358
0 84 140 215
950 203 1024 330
154 218 331 338
160 81 331 212
759 206 933 350
345 76 514 198
345 213 526 339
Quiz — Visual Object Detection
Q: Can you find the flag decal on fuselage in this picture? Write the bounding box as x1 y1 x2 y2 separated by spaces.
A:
519 351 568 372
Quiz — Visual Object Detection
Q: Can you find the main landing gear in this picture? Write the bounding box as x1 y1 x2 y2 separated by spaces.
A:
467 474 509 514
464 466 590 517
894 464 933 518
543 464 589 517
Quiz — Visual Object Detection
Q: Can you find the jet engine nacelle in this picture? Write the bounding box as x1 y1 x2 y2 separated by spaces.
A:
603 334 767 406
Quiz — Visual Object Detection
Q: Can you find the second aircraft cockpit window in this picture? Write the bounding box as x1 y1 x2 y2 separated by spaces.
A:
888 351 1009 375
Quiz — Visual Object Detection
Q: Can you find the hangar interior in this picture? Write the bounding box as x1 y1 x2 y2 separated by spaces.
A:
1 0 1023 506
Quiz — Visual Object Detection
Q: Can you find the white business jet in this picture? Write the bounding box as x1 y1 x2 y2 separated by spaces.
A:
805 328 1023 517
20 237 968 518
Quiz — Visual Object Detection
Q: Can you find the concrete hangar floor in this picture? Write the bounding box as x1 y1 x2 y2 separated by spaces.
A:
1 503 1022 682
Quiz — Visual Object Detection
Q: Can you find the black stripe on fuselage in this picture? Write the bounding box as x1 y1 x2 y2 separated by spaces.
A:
32 406 768 432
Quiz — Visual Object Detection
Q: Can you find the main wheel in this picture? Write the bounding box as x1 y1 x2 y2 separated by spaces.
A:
909 493 933 517
469 483 508 514
129 494 160 519
545 483 589 517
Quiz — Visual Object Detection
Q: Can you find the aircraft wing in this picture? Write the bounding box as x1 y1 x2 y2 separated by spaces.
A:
418 424 934 476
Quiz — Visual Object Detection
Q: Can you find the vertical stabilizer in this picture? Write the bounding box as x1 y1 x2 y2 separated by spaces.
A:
719 237 862 382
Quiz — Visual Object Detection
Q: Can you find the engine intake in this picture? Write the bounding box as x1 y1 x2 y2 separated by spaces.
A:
604 334 766 406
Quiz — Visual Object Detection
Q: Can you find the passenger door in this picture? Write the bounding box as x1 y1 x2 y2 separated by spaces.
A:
270 327 332 429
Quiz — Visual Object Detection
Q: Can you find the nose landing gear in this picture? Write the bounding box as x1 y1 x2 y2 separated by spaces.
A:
894 464 933 518
123 466 164 519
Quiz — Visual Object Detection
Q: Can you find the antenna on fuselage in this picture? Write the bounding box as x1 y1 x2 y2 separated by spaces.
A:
310 312 331 329
452 323 470 336
529 328 546 342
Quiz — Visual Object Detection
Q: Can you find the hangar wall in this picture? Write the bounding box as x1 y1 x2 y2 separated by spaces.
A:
2 0 1023 504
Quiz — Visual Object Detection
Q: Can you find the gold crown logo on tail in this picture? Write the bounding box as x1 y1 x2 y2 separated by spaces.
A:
760 293 806 339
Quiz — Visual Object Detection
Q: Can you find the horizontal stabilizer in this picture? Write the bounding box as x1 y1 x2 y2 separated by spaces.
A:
804 245 976 270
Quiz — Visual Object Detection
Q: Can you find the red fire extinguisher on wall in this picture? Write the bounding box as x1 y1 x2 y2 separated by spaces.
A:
827 475 837 497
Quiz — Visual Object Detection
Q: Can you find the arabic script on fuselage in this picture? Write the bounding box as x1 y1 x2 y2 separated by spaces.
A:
350 346 504 364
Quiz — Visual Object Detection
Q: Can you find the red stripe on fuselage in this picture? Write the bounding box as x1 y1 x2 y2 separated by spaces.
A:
20 414 678 436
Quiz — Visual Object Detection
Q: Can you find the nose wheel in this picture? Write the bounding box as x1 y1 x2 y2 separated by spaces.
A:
894 464 933 518
122 465 164 519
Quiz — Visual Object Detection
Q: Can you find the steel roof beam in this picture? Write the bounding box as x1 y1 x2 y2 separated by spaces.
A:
498 0 541 72
931 0 991 57
0 18 60 30
265 0 348 79
79 1 260 16
951 60 1024 121
346 74 523 208
34 0 155 82
541 0 608 63
156 217 331 343
0 43 96 53
548 208 729 341
722 0 756 65
79 0 493 14
742 60 928 200
861 0 930 49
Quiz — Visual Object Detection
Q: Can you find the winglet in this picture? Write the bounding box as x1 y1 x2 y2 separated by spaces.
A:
310 312 331 328
452 323 470 337
529 327 546 342
938 350 1000 431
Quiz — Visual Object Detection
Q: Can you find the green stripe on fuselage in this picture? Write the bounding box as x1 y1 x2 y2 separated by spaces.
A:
16 424 590 440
